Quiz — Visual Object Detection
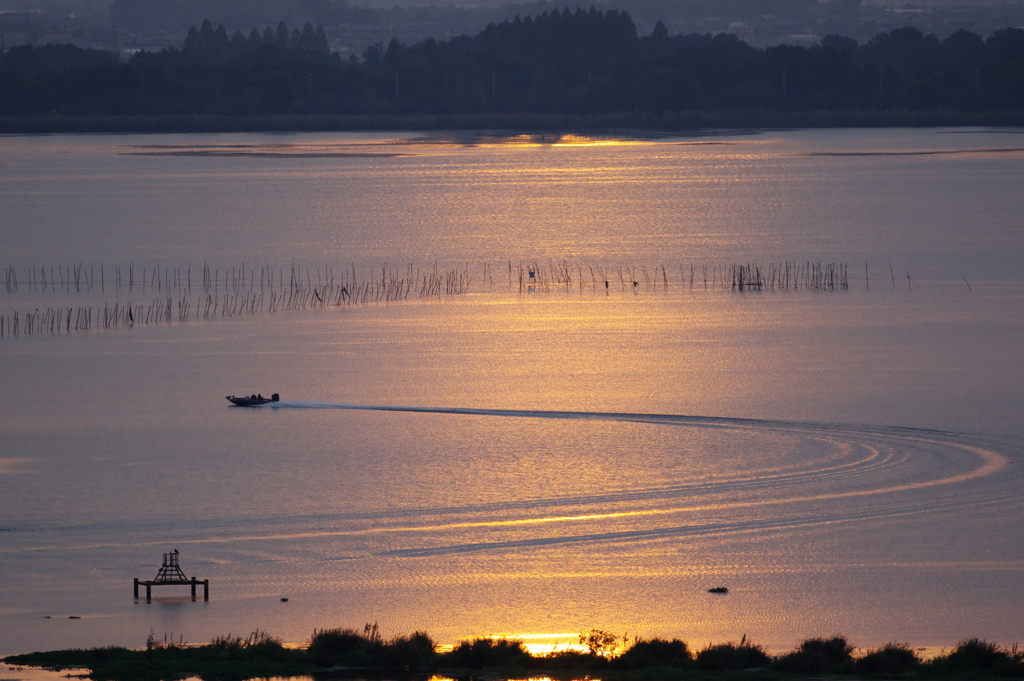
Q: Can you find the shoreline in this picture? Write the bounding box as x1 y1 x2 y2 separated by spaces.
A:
3 110 1024 135
4 630 1023 681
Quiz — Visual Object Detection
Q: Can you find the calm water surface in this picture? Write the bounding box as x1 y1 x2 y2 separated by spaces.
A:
1 129 1023 662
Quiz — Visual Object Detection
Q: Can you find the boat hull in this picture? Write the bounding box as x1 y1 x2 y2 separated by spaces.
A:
226 396 273 407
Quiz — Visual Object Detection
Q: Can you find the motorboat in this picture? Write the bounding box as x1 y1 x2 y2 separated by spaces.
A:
226 393 279 406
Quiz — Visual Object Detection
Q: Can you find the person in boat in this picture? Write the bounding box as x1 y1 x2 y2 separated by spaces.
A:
257 393 263 399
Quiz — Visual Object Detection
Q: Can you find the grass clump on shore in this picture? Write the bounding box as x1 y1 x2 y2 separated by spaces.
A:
774 635 855 674
931 638 1024 676
855 641 922 675
447 636 533 669
5 628 1024 681
693 635 772 672
306 622 436 669
611 637 693 670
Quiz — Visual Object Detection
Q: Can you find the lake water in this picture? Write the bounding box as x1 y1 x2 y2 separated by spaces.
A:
1 128 1023 665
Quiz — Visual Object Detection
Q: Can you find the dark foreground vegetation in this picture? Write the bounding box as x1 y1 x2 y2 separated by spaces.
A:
4 6 1024 131
5 626 1024 681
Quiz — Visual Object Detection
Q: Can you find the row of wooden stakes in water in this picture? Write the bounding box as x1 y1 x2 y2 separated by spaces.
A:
1 260 910 339
0 263 474 338
4 262 192 295
0 297 183 337
2 262 452 298
514 261 855 292
268 262 473 310
6 260 898 299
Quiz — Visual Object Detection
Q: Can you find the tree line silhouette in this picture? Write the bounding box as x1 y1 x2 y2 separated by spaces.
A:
3 8 1024 119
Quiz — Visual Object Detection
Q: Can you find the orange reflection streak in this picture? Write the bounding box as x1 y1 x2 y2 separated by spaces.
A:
0 458 31 474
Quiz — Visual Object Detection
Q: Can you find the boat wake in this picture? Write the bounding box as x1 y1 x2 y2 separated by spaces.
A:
233 400 1016 558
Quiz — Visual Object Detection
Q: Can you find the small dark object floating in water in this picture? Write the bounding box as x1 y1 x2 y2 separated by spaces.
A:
281 597 289 602
226 393 279 407
708 587 729 593
68 615 81 619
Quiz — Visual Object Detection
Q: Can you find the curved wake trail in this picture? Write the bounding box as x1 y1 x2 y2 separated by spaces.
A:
253 401 1010 553
9 404 1014 558
266 400 780 427
264 400 941 436
265 401 1008 478
377 493 1008 558
268 401 776 426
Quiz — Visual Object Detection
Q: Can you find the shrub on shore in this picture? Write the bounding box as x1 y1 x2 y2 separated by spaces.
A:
209 629 284 654
307 626 382 666
533 648 608 669
855 641 921 674
931 638 1024 676
306 622 437 668
695 635 771 671
612 637 693 669
774 635 855 674
442 636 531 669
385 630 437 668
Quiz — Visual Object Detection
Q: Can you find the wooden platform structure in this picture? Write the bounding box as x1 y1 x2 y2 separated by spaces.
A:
134 550 208 603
